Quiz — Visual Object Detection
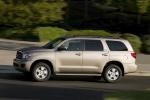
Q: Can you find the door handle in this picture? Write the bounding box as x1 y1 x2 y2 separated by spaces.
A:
102 53 108 56
75 53 82 56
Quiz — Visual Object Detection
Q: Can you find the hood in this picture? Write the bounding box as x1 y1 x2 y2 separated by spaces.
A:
18 46 53 53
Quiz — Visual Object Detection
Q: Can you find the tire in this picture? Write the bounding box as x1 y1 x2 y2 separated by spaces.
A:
31 62 51 82
103 64 122 83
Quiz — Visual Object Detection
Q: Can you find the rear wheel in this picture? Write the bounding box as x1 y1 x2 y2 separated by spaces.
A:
103 64 122 83
31 62 51 82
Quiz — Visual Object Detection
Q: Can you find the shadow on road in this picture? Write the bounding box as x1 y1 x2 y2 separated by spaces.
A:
0 73 150 100
51 75 106 82
0 65 106 83
0 73 106 100
0 82 104 100
0 72 106 83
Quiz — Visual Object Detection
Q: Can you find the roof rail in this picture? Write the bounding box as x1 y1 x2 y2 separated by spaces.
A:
64 35 121 39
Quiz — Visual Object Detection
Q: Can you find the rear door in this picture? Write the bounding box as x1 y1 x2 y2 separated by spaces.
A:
82 39 109 73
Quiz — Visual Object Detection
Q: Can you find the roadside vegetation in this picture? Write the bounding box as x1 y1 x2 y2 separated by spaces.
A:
121 33 142 53
142 35 150 54
0 0 150 54
104 89 150 100
0 26 146 54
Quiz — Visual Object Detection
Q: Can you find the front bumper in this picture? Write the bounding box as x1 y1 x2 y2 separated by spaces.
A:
13 59 32 72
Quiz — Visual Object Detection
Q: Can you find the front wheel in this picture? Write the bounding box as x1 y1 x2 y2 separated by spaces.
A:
103 64 122 83
31 62 51 82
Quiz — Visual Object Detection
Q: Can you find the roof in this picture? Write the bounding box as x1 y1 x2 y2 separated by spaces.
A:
62 35 121 39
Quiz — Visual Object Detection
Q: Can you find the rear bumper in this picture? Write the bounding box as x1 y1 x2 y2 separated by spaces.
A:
13 59 32 72
124 64 137 74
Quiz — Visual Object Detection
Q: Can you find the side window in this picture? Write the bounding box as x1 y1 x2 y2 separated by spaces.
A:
85 40 103 51
106 41 128 51
61 40 81 51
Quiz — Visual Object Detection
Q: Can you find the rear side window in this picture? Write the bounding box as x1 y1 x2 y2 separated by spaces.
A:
106 41 128 51
85 40 103 51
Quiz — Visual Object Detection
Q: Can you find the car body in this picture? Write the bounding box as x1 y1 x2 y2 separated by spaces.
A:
13 35 137 83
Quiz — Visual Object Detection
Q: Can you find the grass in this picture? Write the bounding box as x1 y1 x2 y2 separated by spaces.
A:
0 27 120 42
104 89 150 100
34 27 114 42
36 27 68 42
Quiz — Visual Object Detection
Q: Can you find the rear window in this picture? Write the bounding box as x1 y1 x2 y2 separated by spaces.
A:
85 40 103 51
106 41 128 51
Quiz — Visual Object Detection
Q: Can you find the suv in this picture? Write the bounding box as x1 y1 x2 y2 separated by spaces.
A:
13 35 137 83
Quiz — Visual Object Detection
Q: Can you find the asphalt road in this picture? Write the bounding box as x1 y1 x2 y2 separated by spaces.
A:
0 38 150 100
0 73 150 100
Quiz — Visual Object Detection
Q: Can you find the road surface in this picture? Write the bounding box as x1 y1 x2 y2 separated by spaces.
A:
0 73 150 100
0 38 150 100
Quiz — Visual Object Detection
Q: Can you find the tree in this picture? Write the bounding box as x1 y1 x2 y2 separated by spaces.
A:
0 0 7 26
29 1 66 26
0 0 67 28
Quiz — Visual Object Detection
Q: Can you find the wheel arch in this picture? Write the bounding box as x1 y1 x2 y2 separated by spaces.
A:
30 59 54 75
103 61 124 76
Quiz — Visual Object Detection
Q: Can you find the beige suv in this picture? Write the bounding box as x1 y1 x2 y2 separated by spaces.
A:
13 35 137 83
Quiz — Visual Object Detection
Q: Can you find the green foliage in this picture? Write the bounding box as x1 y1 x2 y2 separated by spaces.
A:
36 28 121 42
0 28 39 41
35 27 68 42
0 0 7 25
69 30 110 36
137 0 150 14
36 29 121 42
142 35 150 54
109 33 121 38
0 27 120 42
121 33 142 53
94 0 150 14
29 1 66 25
104 90 150 100
12 5 33 27
0 0 67 28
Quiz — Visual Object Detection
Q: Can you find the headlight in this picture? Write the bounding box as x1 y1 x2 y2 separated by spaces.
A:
22 52 32 60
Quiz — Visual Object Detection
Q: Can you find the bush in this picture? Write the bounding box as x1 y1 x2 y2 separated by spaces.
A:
0 27 116 42
69 30 111 36
0 28 39 41
109 33 122 38
121 33 142 53
142 35 150 54
36 29 113 42
34 27 68 42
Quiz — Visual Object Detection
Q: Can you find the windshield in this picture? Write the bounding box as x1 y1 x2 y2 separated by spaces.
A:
42 38 65 49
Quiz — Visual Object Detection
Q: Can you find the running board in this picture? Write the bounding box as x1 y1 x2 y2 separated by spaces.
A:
55 73 102 76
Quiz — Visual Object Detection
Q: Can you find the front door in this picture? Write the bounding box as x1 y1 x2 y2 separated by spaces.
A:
56 40 83 73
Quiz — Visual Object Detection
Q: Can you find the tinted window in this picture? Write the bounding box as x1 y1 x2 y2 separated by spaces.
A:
61 40 81 51
85 40 103 51
106 41 128 51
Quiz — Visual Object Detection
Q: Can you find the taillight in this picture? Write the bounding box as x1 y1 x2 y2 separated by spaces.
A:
131 53 136 59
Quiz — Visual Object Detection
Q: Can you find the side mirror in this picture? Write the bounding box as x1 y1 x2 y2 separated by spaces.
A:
57 46 67 51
